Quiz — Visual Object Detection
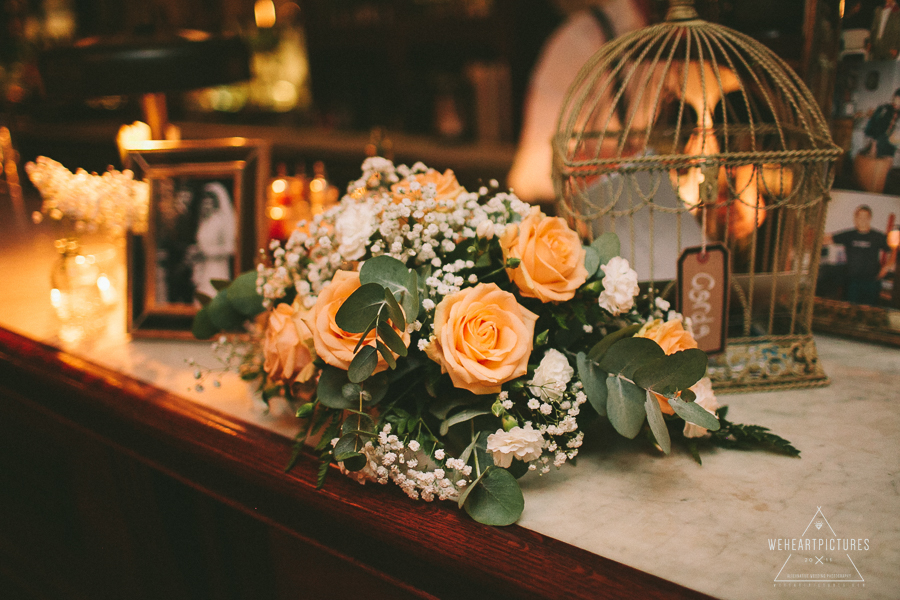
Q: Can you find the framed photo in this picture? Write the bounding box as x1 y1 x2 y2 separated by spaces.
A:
831 1 900 194
124 138 270 339
814 189 900 345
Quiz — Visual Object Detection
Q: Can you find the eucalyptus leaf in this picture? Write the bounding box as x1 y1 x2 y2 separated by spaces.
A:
352 320 377 354
430 392 481 420
335 283 386 333
463 467 525 526
383 287 406 332
591 232 621 267
341 412 375 437
644 391 671 454
457 436 478 466
348 345 379 383
456 464 487 508
360 255 418 320
191 306 218 340
403 269 420 325
340 453 367 472
440 407 492 436
377 321 408 357
577 352 608 417
598 337 665 379
606 375 647 439
333 433 366 462
587 323 642 362
632 349 708 397
317 366 355 409
583 246 601 278
363 372 389 406
473 430 496 472
194 292 213 307
669 396 720 431
226 271 266 317
207 289 246 331
210 278 231 292
680 388 697 403
376 340 397 370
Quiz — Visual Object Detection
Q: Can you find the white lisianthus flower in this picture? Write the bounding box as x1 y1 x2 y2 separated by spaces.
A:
486 426 544 468
598 256 639 315
334 202 376 261
528 348 573 403
683 377 719 438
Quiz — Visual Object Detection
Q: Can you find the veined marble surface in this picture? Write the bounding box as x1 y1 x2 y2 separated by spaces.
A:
1 222 897 599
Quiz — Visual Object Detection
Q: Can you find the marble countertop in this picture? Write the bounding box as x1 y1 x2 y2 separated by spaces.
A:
1 223 897 600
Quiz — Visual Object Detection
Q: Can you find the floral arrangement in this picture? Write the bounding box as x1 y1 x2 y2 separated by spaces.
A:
25 156 149 236
194 158 798 526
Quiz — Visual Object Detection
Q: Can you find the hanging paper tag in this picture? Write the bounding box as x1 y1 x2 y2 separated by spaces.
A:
677 244 729 355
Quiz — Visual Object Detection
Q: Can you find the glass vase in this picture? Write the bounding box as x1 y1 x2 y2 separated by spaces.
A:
50 238 106 342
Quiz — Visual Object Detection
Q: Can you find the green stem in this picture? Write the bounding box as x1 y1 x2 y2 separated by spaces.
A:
471 420 481 477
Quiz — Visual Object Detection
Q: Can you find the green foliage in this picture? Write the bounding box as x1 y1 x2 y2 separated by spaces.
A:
359 254 419 322
377 321 408 357
332 258 415 385
598 337 665 379
317 366 357 409
644 391 671 454
583 246 601 278
191 271 265 340
226 271 266 317
429 391 481 420
336 283 386 333
348 345 379 383
207 289 245 331
587 323 642 362
668 396 720 431
462 467 525 526
632 349 708 397
192 306 218 340
576 352 608 417
473 430 496 472
591 233 621 270
605 375 646 439
440 407 493 436
710 413 800 457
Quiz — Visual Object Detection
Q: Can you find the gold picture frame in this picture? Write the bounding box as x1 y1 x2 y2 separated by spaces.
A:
124 138 270 339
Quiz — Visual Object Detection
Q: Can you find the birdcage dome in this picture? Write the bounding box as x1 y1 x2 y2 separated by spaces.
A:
552 0 843 392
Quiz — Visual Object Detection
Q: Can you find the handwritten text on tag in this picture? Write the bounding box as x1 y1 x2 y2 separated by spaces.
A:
677 245 729 355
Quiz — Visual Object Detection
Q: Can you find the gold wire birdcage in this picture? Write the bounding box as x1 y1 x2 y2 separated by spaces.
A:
552 0 843 392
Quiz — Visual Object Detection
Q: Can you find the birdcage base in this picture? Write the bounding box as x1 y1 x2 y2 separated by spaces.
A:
707 335 828 394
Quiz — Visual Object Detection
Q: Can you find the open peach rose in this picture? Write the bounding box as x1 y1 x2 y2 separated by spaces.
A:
263 302 317 385
303 270 410 373
636 318 699 415
426 283 538 395
500 206 588 303
391 168 464 204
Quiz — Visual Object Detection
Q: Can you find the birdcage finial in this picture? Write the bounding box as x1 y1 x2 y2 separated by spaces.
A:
666 0 699 21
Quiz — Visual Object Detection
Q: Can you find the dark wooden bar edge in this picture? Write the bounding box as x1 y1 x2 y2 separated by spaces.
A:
0 326 713 600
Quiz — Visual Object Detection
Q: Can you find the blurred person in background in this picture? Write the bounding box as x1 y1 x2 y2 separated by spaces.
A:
508 0 650 205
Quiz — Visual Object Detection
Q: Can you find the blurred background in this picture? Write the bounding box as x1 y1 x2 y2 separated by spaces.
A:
0 0 835 191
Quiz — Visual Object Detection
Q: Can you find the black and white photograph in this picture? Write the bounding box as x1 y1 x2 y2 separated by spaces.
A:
154 177 237 304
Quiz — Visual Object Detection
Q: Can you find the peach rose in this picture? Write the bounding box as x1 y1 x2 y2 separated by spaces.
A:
263 302 317 385
500 206 588 303
426 283 538 395
303 270 410 373
636 318 699 415
391 168 464 204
